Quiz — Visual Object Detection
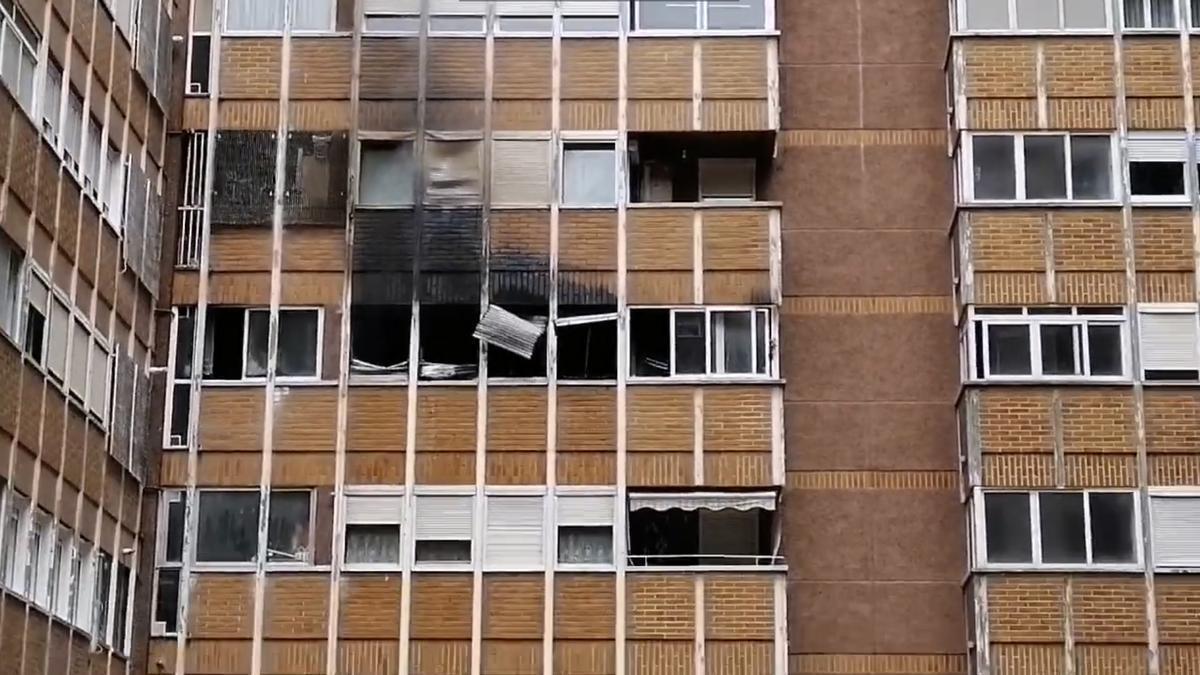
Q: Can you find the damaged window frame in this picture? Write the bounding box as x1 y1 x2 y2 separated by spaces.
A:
556 308 619 382
356 133 416 208
201 306 324 383
629 305 775 380
625 490 783 570
425 132 484 206
475 304 549 381
349 303 412 381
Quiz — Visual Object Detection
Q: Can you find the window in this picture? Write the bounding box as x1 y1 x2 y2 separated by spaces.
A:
484 494 544 570
225 0 334 32
0 233 22 338
562 142 617 206
557 494 614 567
103 145 127 226
627 492 779 567
492 139 552 205
167 307 195 447
630 307 772 378
111 564 130 652
698 158 756 202
430 0 486 32
557 307 618 380
87 340 110 421
267 491 313 563
62 89 84 172
0 0 39 113
425 138 482 204
187 34 211 94
93 551 112 643
40 60 62 144
343 491 403 567
350 304 411 376
965 133 1112 202
967 307 1126 381
23 274 46 365
0 490 20 586
635 0 768 31
1139 305 1199 381
69 318 89 400
196 491 260 563
152 491 184 635
1128 134 1188 203
1151 495 1200 568
1123 0 1176 28
23 510 45 598
961 0 1108 29
413 494 473 567
363 0 420 32
562 0 620 32
45 296 68 378
496 1 553 32
83 116 103 198
358 141 415 206
978 490 1138 568
72 545 94 632
203 307 321 381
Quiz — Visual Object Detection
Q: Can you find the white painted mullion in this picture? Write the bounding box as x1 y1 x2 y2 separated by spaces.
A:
1030 492 1043 565
1082 491 1095 564
162 309 180 447
973 488 988 567
1064 135 1076 199
1013 134 1027 200
980 322 993 379
1029 322 1042 377
1079 321 1091 375
1008 0 1019 28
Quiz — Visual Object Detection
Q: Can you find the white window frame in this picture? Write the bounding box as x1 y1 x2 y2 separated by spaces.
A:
972 488 1143 571
960 132 1117 204
954 0 1114 32
965 306 1129 382
73 542 95 634
632 0 774 34
554 487 616 572
164 306 194 449
411 487 475 572
1121 0 1179 30
631 305 775 380
222 0 337 35
0 233 24 341
205 306 325 383
1127 132 1191 205
560 136 620 208
0 487 23 589
1148 488 1200 571
151 490 184 636
341 486 405 572
1137 303 1200 382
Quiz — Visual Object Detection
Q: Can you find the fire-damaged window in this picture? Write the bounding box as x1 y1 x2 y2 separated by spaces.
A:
350 304 411 376
419 305 479 380
358 140 415 206
627 492 780 567
480 305 548 378
628 132 771 203
426 138 483 205
211 131 276 225
557 306 618 380
630 307 772 378
203 307 321 381
195 490 315 565
284 132 349 225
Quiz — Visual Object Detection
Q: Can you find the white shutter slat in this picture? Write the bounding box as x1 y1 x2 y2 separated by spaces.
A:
485 496 544 568
415 495 473 539
346 494 404 525
1127 136 1189 163
497 0 556 15
557 495 614 526
429 0 488 14
561 1 620 15
1140 311 1200 371
364 0 421 12
492 140 551 205
1153 496 1200 567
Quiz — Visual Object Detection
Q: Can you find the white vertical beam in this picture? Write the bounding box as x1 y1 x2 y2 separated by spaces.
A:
614 2 629 674
545 2 564 673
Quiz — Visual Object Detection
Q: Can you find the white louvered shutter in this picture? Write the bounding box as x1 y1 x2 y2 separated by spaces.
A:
364 0 420 12
1139 310 1200 372
1127 135 1188 162
1152 496 1200 567
492 140 551 205
561 1 620 15
497 0 555 15
557 495 614 527
484 495 544 569
429 0 487 14
415 495 473 540
345 493 404 524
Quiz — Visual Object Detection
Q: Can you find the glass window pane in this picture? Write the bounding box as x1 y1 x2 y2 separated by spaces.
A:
965 0 1010 28
246 310 269 377
674 311 706 374
1125 0 1147 27
497 16 552 31
1040 324 1080 375
415 540 471 563
170 383 191 444
707 0 766 29
154 569 180 634
1087 324 1123 376
987 324 1032 375
1150 0 1176 26
166 496 186 563
430 15 485 31
558 526 613 564
1040 492 1087 564
985 493 1033 563
227 0 285 30
197 492 260 562
1016 0 1058 28
1064 0 1108 27
1130 162 1185 196
755 310 767 374
1070 136 1113 199
293 0 333 30
359 142 414 206
1090 492 1136 563
713 311 753 374
277 310 319 377
972 136 1016 199
1024 136 1067 199
365 15 420 31
562 16 619 31
267 492 311 563
639 0 697 29
345 524 401 564
562 144 616 205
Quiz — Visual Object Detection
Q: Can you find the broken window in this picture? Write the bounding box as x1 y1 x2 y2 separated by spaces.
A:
627 492 778 567
629 307 771 378
979 490 1136 567
628 132 770 203
414 494 473 568
557 306 617 380
425 138 483 205
562 141 617 205
203 307 321 380
1128 134 1188 202
351 304 411 375
284 132 349 225
267 491 313 564
343 491 403 567
478 304 548 378
359 140 415 206
419 304 478 380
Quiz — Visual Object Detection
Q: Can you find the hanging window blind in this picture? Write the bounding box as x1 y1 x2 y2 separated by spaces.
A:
414 495 473 540
492 140 551 205
1152 496 1200 567
1127 135 1188 163
484 495 544 569
561 1 620 15
557 494 614 526
364 0 420 11
345 493 404 524
496 0 555 15
1139 310 1199 372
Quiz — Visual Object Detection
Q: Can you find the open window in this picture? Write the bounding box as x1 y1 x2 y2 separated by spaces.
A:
203 307 321 381
413 493 473 569
977 490 1138 569
153 490 185 635
627 132 771 203
23 273 47 366
478 304 548 378
1138 305 1200 381
167 307 195 448
630 307 772 378
1128 134 1188 203
350 303 411 376
627 492 780 567
557 493 615 568
343 490 404 568
557 306 618 380
419 304 478 380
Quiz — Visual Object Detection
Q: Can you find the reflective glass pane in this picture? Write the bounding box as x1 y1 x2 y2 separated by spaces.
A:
1024 136 1067 199
1039 324 1079 375
987 324 1032 375
985 493 1033 563
1070 136 1112 199
674 311 706 374
1087 324 1123 376
1040 492 1087 564
972 136 1016 199
1090 492 1136 563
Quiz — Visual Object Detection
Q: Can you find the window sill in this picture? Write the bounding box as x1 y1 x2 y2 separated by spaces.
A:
221 30 348 38
1131 198 1191 207
974 564 1142 573
1155 566 1200 573
412 564 473 572
342 564 403 573
962 199 1121 208
630 29 778 38
556 563 616 573
952 28 1114 37
349 374 409 386
200 378 333 388
968 377 1132 386
627 564 787 573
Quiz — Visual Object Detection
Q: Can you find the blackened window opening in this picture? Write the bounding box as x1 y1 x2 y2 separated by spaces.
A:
419 304 479 380
351 304 412 374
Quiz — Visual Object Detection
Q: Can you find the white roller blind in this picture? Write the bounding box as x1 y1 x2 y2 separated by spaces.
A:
484 495 544 568
558 495 614 526
1152 496 1200 567
47 300 69 378
1139 310 1200 371
492 140 551 205
561 1 620 15
429 0 487 13
415 495 473 540
346 493 404 524
497 0 555 15
1127 135 1188 163
365 0 420 10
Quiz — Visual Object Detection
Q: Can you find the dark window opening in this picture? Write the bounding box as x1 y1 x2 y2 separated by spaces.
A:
175 307 195 379
1130 161 1185 197
1145 368 1200 381
984 492 1032 563
558 305 617 380
419 304 478 380
628 506 773 567
196 491 259 563
187 35 211 95
630 309 669 376
165 495 186 563
112 564 130 650
153 569 180 634
486 304 548 378
627 132 772 203
267 491 312 563
169 383 190 446
351 304 411 375
203 307 245 380
24 304 44 365
415 540 471 563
